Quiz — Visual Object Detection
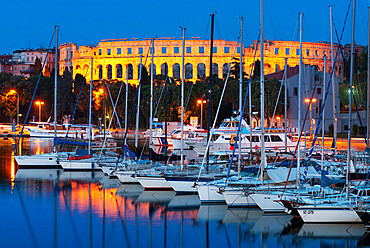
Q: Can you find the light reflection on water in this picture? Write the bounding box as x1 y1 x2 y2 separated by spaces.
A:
0 138 368 247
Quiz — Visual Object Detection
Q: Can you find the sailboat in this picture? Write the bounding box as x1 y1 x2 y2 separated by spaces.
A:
14 25 67 169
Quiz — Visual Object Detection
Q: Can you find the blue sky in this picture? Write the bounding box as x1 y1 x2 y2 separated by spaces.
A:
0 0 368 54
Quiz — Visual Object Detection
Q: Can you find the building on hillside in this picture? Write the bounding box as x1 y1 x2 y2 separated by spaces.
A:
59 38 344 85
0 54 12 73
267 64 344 134
4 48 56 77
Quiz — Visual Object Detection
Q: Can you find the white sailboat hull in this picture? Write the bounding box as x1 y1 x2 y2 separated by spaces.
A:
197 185 225 203
249 193 286 212
223 189 257 207
14 153 62 169
136 176 173 190
166 179 199 193
297 206 362 223
116 171 138 184
60 160 101 171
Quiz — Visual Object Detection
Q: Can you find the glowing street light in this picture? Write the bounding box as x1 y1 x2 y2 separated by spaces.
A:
197 99 207 129
35 101 44 122
304 98 317 137
8 90 19 125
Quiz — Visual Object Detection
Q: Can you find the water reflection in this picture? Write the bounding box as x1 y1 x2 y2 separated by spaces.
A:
0 137 369 247
4 169 368 248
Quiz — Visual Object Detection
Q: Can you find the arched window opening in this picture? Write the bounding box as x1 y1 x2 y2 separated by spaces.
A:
222 63 230 79
161 63 168 76
127 64 133 80
173 63 180 79
212 63 218 78
116 64 123 78
197 63 206 79
98 65 103 80
185 63 193 79
107 64 112 79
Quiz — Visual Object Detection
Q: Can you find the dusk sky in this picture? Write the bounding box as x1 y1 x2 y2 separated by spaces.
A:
0 0 369 54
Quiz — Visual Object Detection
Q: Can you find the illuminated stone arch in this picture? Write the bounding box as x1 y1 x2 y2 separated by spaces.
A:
116 64 123 78
107 64 112 79
197 63 206 79
76 65 81 70
161 63 168 76
222 63 230 79
127 64 133 80
212 63 218 77
173 63 180 79
83 64 89 74
185 63 193 79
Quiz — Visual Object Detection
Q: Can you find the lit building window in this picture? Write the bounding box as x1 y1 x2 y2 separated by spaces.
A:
213 47 217 53
199 47 204 53
128 48 132 54
275 48 279 55
224 47 230 53
186 47 191 54
139 48 143 54
162 47 167 54
107 49 111 55
99 49 102 55
285 48 290 55
174 47 179 54
117 48 121 55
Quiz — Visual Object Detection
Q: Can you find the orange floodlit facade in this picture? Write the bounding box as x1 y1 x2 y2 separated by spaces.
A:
59 38 343 86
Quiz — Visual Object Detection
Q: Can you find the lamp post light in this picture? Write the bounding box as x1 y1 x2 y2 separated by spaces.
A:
197 99 207 129
304 98 317 138
35 101 44 122
8 90 19 125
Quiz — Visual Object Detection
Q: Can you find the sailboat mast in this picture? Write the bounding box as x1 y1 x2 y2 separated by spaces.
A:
149 39 154 159
347 0 356 199
207 13 215 171
260 0 266 184
284 58 288 152
89 57 93 154
238 17 243 179
54 25 58 153
135 56 143 157
181 27 185 170
125 67 128 146
297 12 303 189
367 6 370 146
321 55 326 171
329 5 337 155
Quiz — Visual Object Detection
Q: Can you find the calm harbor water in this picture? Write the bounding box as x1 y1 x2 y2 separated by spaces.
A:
0 138 369 248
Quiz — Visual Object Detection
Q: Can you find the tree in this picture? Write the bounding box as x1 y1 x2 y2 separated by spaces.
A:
34 57 42 76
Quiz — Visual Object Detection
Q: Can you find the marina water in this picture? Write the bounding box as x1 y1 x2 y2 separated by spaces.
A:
0 138 368 248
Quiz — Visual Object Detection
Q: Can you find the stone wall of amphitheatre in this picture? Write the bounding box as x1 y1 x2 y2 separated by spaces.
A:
59 39 343 85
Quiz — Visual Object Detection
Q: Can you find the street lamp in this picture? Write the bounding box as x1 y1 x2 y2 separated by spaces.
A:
8 90 19 125
99 88 106 137
197 99 207 129
304 98 317 138
35 101 44 122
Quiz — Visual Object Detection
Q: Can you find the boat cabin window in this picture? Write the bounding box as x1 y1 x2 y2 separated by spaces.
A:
270 135 283 142
211 135 219 141
264 136 270 142
224 137 231 140
251 136 259 142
